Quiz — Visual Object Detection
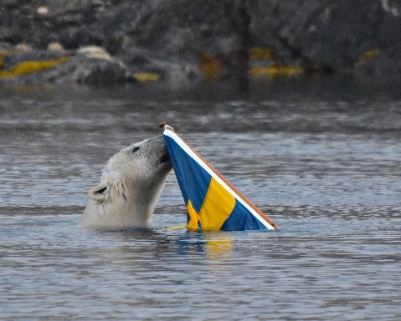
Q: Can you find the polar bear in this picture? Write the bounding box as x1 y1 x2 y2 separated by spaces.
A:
80 135 172 229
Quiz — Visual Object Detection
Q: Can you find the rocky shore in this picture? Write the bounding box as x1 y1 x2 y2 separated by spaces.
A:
1 0 401 87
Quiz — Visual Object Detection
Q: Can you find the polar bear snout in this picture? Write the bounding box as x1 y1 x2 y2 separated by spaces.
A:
143 135 171 168
159 150 171 165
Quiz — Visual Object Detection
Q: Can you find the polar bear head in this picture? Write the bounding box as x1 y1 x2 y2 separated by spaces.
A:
80 135 172 229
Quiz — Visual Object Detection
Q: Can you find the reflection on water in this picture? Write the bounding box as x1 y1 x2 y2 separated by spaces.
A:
1 80 401 320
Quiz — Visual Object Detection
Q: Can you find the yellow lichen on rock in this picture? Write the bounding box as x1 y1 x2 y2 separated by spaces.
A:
132 72 160 82
198 51 220 81
249 65 303 77
358 49 380 63
249 47 275 62
0 56 70 78
198 48 302 81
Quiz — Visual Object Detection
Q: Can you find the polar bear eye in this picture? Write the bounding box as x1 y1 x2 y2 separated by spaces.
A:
132 146 140 153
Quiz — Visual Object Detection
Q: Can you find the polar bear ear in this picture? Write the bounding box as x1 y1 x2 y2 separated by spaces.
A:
88 183 111 202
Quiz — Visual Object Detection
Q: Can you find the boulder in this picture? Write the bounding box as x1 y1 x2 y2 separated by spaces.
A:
1 0 401 86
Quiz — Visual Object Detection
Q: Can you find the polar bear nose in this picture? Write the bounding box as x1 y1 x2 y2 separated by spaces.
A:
159 152 170 164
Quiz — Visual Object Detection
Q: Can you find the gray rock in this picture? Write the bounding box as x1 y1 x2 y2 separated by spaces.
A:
0 50 129 86
2 50 67 70
1 0 401 86
249 0 401 74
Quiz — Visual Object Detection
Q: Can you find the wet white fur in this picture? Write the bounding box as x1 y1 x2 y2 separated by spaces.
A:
80 136 171 229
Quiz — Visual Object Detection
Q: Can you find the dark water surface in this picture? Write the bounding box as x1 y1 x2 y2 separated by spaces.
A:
1 79 401 320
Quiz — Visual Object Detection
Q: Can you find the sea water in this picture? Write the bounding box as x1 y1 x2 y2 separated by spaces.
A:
1 79 400 320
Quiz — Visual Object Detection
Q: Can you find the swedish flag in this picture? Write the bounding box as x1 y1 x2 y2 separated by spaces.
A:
163 125 278 231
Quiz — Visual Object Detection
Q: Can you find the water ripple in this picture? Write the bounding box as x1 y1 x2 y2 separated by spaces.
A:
1 87 401 320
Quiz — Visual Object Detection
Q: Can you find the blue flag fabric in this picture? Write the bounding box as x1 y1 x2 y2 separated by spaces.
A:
163 126 278 231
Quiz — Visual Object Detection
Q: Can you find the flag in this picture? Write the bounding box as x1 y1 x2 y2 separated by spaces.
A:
162 124 278 231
